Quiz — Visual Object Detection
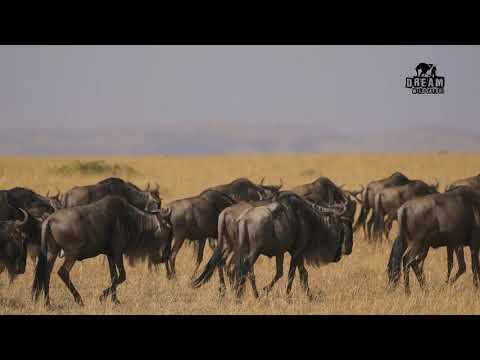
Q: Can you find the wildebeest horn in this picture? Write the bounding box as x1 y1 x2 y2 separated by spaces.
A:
15 208 29 228
46 190 50 197
55 186 61 198
160 207 171 218
145 182 151 191
433 178 439 189
155 183 160 193
260 177 265 185
276 178 283 190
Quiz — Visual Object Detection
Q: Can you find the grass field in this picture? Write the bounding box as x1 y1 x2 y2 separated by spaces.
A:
1 153 480 315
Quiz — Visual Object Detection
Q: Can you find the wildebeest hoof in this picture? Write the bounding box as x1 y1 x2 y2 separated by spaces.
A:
112 299 121 306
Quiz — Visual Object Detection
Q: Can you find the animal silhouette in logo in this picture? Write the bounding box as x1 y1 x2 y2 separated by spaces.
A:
415 63 435 77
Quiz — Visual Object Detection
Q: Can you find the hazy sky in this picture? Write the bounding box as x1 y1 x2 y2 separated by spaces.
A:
1 45 479 150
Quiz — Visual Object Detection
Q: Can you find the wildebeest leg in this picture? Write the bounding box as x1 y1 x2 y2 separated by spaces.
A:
411 251 428 292
402 249 412 296
43 253 58 307
470 244 479 288
57 256 84 306
384 214 395 240
168 234 187 280
99 255 118 303
217 266 226 295
367 214 375 242
450 246 466 284
248 270 259 298
110 256 126 305
235 252 260 299
446 246 454 284
263 254 284 294
191 238 207 280
297 259 313 301
286 257 298 297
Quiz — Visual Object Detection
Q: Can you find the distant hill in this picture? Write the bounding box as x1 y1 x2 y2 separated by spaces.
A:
0 122 479 154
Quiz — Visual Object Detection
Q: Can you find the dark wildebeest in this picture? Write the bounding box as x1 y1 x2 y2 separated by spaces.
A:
416 63 434 77
0 187 55 272
0 208 29 282
192 191 351 300
445 174 480 192
162 178 282 280
31 195 172 307
292 177 357 235
386 186 480 295
372 179 439 242
60 177 161 211
352 172 411 241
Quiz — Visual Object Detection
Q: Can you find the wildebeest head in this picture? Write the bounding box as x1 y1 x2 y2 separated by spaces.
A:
142 182 162 211
256 177 283 200
7 187 54 220
308 193 353 256
147 207 173 264
0 208 28 277
46 188 63 210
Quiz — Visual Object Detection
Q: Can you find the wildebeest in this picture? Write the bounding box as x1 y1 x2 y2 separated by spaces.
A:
292 177 357 234
386 186 480 294
445 174 480 192
352 172 411 240
372 179 439 242
192 191 351 300
31 195 172 307
162 178 282 279
0 208 29 282
0 187 55 268
60 177 161 211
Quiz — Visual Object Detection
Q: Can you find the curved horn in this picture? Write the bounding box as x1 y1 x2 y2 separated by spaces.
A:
145 182 151 191
15 208 29 228
155 182 160 193
276 178 283 190
259 177 265 185
46 190 50 197
55 186 61 199
160 207 171 218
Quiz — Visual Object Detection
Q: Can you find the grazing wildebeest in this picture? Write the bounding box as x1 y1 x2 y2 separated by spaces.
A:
163 178 282 280
0 208 29 282
31 195 172 307
372 179 439 242
445 174 480 192
192 191 351 300
352 172 411 240
60 177 161 211
386 186 480 295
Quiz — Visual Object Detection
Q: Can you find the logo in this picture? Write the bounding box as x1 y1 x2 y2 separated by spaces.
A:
405 62 445 94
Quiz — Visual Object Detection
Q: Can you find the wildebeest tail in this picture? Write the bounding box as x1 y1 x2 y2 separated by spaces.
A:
386 206 408 290
353 187 368 232
191 214 229 288
372 193 385 241
32 220 51 302
233 218 250 294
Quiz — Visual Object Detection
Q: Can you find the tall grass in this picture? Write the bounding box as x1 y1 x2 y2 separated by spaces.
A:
0 153 479 314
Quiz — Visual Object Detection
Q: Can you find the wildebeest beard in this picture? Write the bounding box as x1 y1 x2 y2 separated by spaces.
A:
114 207 171 267
274 192 345 266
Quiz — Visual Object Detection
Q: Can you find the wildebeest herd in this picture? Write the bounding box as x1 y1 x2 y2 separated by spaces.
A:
1 172 480 308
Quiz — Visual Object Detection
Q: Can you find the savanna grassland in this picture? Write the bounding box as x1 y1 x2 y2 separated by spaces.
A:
1 153 480 315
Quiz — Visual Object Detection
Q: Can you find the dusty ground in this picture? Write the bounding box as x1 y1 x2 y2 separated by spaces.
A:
0 153 479 314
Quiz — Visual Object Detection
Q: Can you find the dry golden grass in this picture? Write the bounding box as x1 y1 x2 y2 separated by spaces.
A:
1 153 480 314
